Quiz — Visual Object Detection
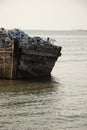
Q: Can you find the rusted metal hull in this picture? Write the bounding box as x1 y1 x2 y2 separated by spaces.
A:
17 54 59 78
0 40 62 79
16 44 62 79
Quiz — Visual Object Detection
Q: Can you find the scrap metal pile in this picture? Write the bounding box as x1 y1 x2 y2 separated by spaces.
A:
0 28 54 48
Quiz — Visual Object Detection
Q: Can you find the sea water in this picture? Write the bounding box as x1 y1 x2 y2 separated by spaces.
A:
0 30 87 130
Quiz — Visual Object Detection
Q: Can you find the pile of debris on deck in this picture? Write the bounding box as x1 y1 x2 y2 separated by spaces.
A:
0 27 55 48
0 28 11 48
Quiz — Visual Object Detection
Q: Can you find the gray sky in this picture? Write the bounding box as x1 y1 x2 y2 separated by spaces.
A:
0 0 87 30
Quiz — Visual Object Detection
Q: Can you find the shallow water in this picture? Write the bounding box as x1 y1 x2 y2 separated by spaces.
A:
0 31 87 130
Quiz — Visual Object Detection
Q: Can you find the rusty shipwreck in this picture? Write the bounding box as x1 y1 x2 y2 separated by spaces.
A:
0 28 62 79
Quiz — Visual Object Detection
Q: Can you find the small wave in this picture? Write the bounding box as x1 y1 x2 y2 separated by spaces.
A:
59 59 87 62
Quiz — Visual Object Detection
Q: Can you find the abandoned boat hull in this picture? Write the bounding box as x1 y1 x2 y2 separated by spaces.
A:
0 43 61 79
0 28 62 79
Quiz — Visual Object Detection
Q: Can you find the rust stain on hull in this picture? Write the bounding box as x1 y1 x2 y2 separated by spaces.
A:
0 40 15 79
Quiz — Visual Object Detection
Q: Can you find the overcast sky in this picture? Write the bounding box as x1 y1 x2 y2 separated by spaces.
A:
0 0 87 30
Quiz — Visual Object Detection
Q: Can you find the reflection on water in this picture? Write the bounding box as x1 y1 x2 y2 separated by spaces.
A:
0 76 63 130
0 76 60 95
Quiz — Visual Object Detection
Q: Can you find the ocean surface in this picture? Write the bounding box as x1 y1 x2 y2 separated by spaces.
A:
0 30 87 130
